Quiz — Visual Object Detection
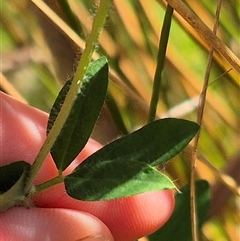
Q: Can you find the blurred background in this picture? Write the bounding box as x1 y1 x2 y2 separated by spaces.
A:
1 0 239 240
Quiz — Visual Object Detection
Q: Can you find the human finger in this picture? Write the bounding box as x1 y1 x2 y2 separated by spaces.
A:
0 207 113 241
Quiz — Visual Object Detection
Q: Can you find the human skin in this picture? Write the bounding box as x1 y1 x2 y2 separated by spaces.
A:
0 92 175 241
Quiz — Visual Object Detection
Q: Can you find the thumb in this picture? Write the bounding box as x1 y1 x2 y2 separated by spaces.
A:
0 207 114 241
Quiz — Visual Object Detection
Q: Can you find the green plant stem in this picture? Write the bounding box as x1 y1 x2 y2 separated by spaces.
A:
147 4 173 123
28 175 65 198
24 0 112 195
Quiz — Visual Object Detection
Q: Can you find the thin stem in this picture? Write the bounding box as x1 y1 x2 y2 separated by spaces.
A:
24 0 112 195
190 1 223 241
148 4 173 123
28 175 65 198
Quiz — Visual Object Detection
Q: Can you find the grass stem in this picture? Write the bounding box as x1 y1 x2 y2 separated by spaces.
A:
148 5 173 123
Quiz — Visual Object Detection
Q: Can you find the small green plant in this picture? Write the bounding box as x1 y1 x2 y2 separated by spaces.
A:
0 2 202 240
0 55 200 208
2 0 238 240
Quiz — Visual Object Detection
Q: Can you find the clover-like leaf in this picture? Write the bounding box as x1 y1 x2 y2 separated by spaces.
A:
79 118 199 169
65 160 175 201
48 57 108 171
64 117 198 201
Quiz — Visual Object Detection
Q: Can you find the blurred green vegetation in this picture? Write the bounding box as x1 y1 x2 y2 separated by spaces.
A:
1 1 239 240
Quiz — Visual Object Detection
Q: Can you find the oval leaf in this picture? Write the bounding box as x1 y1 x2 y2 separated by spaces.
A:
65 160 175 201
49 57 108 171
0 161 31 211
0 161 31 194
78 118 199 169
47 79 72 135
148 180 210 241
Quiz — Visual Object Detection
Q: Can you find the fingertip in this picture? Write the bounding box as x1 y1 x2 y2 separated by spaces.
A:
38 189 175 241
0 207 114 241
0 92 48 166
97 190 175 241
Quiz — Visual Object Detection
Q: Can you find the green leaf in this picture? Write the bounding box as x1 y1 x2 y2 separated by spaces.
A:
65 160 175 201
0 161 31 211
48 57 108 171
148 180 210 241
0 161 31 194
79 118 199 169
47 78 72 135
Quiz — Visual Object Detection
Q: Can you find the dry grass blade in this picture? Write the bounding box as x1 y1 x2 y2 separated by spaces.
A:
30 0 85 50
164 0 240 72
190 1 223 240
197 154 240 197
0 72 27 103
